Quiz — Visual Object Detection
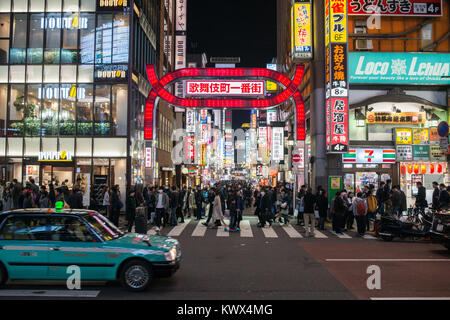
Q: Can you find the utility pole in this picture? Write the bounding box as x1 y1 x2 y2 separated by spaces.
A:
310 0 328 191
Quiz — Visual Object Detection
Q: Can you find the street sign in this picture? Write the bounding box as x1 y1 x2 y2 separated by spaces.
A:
437 121 449 137
293 154 301 162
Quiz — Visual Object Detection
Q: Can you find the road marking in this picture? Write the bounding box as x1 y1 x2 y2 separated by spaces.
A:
239 220 253 237
326 259 450 262
363 234 377 240
191 220 207 237
336 232 352 239
217 219 230 237
370 297 450 300
167 219 191 237
261 226 278 238
0 290 100 298
313 229 328 238
282 224 303 238
147 228 157 235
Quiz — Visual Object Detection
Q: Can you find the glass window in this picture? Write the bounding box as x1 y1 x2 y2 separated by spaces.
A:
60 64 76 83
25 84 41 136
44 13 61 64
0 66 7 82
80 0 96 12
9 65 25 83
59 137 75 153
63 0 79 12
8 84 25 136
29 0 45 12
81 213 122 241
43 64 59 82
0 40 8 64
26 65 43 83
77 84 93 135
46 0 62 12
0 137 5 156
27 14 44 64
0 216 50 241
95 14 112 64
42 136 57 152
78 64 93 82
42 84 59 136
61 13 78 64
0 14 10 38
112 84 127 136
79 13 94 64
94 85 110 136
94 138 126 157
13 0 28 12
24 137 40 155
59 84 75 135
0 2 11 12
112 13 129 63
7 137 23 156
48 216 95 242
0 84 6 137
10 14 27 64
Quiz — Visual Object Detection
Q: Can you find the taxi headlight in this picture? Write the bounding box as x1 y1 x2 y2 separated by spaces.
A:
164 247 177 261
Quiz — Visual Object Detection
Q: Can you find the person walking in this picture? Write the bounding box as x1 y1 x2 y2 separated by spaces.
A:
188 187 196 218
195 186 203 220
210 190 226 229
333 191 346 235
296 185 306 226
102 186 110 219
344 192 354 231
110 186 121 227
303 187 316 237
391 185 401 217
376 182 385 216
169 186 179 226
432 181 440 210
257 188 273 227
279 189 290 225
353 192 367 237
415 181 427 213
438 183 450 210
155 186 169 230
68 187 83 209
316 189 328 230
126 189 137 232
365 188 378 232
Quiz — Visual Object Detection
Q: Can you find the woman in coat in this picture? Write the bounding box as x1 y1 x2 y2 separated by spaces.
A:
188 188 196 218
209 190 226 229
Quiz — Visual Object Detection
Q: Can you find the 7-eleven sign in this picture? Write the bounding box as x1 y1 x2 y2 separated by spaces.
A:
343 148 396 164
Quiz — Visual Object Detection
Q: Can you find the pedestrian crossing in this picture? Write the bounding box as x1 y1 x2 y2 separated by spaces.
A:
129 217 378 240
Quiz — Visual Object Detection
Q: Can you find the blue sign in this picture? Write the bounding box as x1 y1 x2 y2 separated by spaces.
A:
349 52 450 85
438 121 449 137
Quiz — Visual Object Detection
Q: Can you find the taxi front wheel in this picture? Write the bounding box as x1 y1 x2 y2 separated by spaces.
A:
120 260 153 292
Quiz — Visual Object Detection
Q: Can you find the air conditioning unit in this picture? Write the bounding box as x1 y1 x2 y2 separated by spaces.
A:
354 26 373 51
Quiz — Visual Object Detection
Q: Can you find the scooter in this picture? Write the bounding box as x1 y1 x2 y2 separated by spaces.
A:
375 209 433 242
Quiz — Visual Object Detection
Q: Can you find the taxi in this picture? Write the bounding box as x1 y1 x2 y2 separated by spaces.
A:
0 208 181 291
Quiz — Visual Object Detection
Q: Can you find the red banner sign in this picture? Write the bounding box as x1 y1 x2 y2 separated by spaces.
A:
330 97 348 152
348 0 442 16
186 81 265 96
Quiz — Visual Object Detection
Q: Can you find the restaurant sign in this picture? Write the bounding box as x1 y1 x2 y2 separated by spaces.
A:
396 145 413 161
38 151 73 162
413 145 429 161
349 52 450 85
367 112 426 124
395 128 412 145
348 0 442 17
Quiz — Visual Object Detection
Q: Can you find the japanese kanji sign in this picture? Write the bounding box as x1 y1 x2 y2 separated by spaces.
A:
395 128 413 144
186 81 265 96
348 0 442 16
367 112 426 124
326 0 348 153
292 0 312 60
271 127 285 161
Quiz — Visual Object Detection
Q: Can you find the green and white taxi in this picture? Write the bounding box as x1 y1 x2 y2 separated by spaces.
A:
0 209 181 291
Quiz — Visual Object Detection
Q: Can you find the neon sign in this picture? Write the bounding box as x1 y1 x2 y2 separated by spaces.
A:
144 65 306 141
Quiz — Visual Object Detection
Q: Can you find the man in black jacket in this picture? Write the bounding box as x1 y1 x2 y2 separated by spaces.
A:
68 188 83 209
415 181 427 212
438 183 450 210
257 188 273 227
432 182 440 210
195 185 203 220
376 182 385 215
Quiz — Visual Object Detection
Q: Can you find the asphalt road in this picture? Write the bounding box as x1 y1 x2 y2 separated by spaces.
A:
1 213 449 300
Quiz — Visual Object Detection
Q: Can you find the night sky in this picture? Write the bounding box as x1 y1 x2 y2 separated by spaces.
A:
187 0 277 128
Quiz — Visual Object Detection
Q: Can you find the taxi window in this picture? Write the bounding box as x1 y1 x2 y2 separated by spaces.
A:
48 216 96 242
0 216 50 241
81 213 124 241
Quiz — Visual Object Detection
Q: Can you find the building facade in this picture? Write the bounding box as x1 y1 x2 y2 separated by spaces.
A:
0 0 162 205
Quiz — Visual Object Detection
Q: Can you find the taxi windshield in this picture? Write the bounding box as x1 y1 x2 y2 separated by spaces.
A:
82 212 124 241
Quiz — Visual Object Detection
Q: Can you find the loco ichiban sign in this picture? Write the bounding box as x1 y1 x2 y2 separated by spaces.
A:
325 0 349 153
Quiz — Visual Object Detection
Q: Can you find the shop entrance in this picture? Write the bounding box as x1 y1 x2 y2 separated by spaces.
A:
40 164 74 188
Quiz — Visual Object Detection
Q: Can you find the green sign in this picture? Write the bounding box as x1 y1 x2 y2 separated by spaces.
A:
55 201 64 212
413 145 430 161
349 52 450 85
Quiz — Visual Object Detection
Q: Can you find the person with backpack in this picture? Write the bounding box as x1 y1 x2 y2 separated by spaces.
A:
365 187 377 232
353 192 367 237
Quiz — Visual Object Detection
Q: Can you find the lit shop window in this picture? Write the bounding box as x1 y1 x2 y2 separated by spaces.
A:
10 14 27 64
28 14 44 64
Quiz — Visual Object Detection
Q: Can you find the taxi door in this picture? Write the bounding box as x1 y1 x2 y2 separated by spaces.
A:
0 215 50 280
46 216 110 280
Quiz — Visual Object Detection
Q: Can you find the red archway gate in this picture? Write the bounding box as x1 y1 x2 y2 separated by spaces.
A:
145 64 306 141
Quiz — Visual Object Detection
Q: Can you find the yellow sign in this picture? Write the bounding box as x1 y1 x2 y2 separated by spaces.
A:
396 128 412 145
38 150 73 162
330 177 341 189
366 112 426 124
413 129 429 145
293 2 312 58
330 0 347 43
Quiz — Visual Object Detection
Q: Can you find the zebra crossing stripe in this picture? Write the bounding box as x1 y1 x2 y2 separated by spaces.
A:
192 220 208 237
217 220 230 237
239 220 253 237
261 226 278 238
167 219 192 237
336 232 352 239
313 229 328 238
282 225 303 238
363 234 377 240
147 228 157 235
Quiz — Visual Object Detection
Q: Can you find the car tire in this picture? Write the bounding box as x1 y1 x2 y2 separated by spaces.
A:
0 262 7 286
119 260 153 292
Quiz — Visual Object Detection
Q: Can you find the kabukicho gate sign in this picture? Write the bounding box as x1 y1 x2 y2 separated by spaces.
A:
144 64 306 141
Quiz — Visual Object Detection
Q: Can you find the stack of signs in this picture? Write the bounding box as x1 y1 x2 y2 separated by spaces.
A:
325 0 348 153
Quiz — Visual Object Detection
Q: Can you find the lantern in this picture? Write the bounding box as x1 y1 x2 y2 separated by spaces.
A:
400 165 406 175
430 164 435 174
421 164 426 174
438 164 443 173
407 164 413 174
414 164 419 174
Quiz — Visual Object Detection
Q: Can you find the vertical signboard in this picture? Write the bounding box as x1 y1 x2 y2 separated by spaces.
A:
175 0 187 99
272 127 284 161
292 0 313 60
145 148 152 167
326 0 348 153
186 109 195 133
266 63 278 91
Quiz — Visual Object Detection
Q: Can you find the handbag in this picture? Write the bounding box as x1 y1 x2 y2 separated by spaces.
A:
314 210 319 219
224 209 230 218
